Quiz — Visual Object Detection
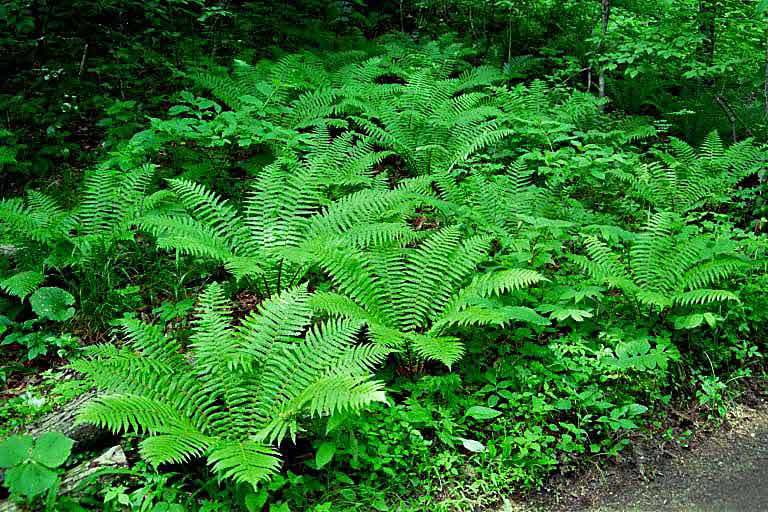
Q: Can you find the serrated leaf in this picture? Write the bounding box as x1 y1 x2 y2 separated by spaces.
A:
4 462 58 497
29 287 75 322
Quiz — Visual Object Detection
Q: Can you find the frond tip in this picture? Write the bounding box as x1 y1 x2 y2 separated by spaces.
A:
207 440 282 488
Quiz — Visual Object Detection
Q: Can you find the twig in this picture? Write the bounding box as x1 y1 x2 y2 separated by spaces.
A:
714 94 753 141
78 43 88 79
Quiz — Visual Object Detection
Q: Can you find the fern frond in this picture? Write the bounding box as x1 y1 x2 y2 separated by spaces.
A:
308 291 378 324
0 271 44 299
235 284 312 363
167 178 245 245
407 333 464 368
139 214 237 262
434 304 549 331
77 394 192 435
190 283 243 373
254 318 390 442
681 257 750 290
207 440 281 488
674 289 739 306
76 285 387 487
464 269 547 297
118 318 184 367
140 429 211 466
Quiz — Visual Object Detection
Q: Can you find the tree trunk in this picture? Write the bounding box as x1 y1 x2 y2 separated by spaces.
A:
598 0 611 108
764 28 768 116
697 0 717 69
507 11 513 65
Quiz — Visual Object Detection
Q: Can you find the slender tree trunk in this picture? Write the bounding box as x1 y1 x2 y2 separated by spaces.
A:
715 95 737 142
598 0 611 108
507 10 513 65
764 29 768 116
697 0 717 69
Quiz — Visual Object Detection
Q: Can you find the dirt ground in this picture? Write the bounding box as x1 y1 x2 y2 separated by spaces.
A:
508 401 768 512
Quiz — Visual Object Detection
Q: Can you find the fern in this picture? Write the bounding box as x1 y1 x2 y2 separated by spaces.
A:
74 283 389 488
574 212 749 313
311 226 546 367
140 148 430 294
626 132 766 213
0 270 45 299
0 164 157 293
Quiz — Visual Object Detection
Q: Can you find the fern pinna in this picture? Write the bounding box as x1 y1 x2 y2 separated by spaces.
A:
73 284 389 488
311 226 547 367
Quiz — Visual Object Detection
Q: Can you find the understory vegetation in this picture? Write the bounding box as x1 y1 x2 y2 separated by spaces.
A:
2 1 768 510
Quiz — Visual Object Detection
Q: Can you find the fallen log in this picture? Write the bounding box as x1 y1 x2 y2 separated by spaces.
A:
26 390 111 450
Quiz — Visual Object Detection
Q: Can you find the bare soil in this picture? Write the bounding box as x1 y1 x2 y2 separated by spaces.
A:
511 398 768 512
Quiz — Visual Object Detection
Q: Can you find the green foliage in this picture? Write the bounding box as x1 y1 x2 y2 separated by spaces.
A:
0 432 73 500
139 147 428 293
0 369 89 436
2 5 768 510
1 286 78 361
74 283 390 488
574 211 750 313
29 288 76 322
0 165 157 288
312 227 546 366
624 131 766 213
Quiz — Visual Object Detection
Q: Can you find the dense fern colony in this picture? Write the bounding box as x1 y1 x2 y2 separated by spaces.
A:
2 35 767 497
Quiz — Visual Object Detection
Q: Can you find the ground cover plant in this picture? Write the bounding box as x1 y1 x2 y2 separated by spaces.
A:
1 1 768 511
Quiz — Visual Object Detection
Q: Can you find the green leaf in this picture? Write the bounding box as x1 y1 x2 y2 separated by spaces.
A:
0 435 33 468
168 105 191 116
673 313 703 330
703 312 719 328
315 441 336 469
372 498 390 511
244 490 269 512
4 462 58 497
465 406 502 421
31 432 73 468
29 287 76 322
757 0 768 14
625 403 648 417
460 438 486 453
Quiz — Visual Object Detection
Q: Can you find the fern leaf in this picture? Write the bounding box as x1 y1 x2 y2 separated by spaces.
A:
207 440 281 488
0 271 44 299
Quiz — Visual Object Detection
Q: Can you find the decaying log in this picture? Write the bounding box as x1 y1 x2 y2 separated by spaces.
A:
26 390 111 450
61 445 128 493
0 245 17 257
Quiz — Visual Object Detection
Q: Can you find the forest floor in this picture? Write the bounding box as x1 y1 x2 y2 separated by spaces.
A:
510 390 768 512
